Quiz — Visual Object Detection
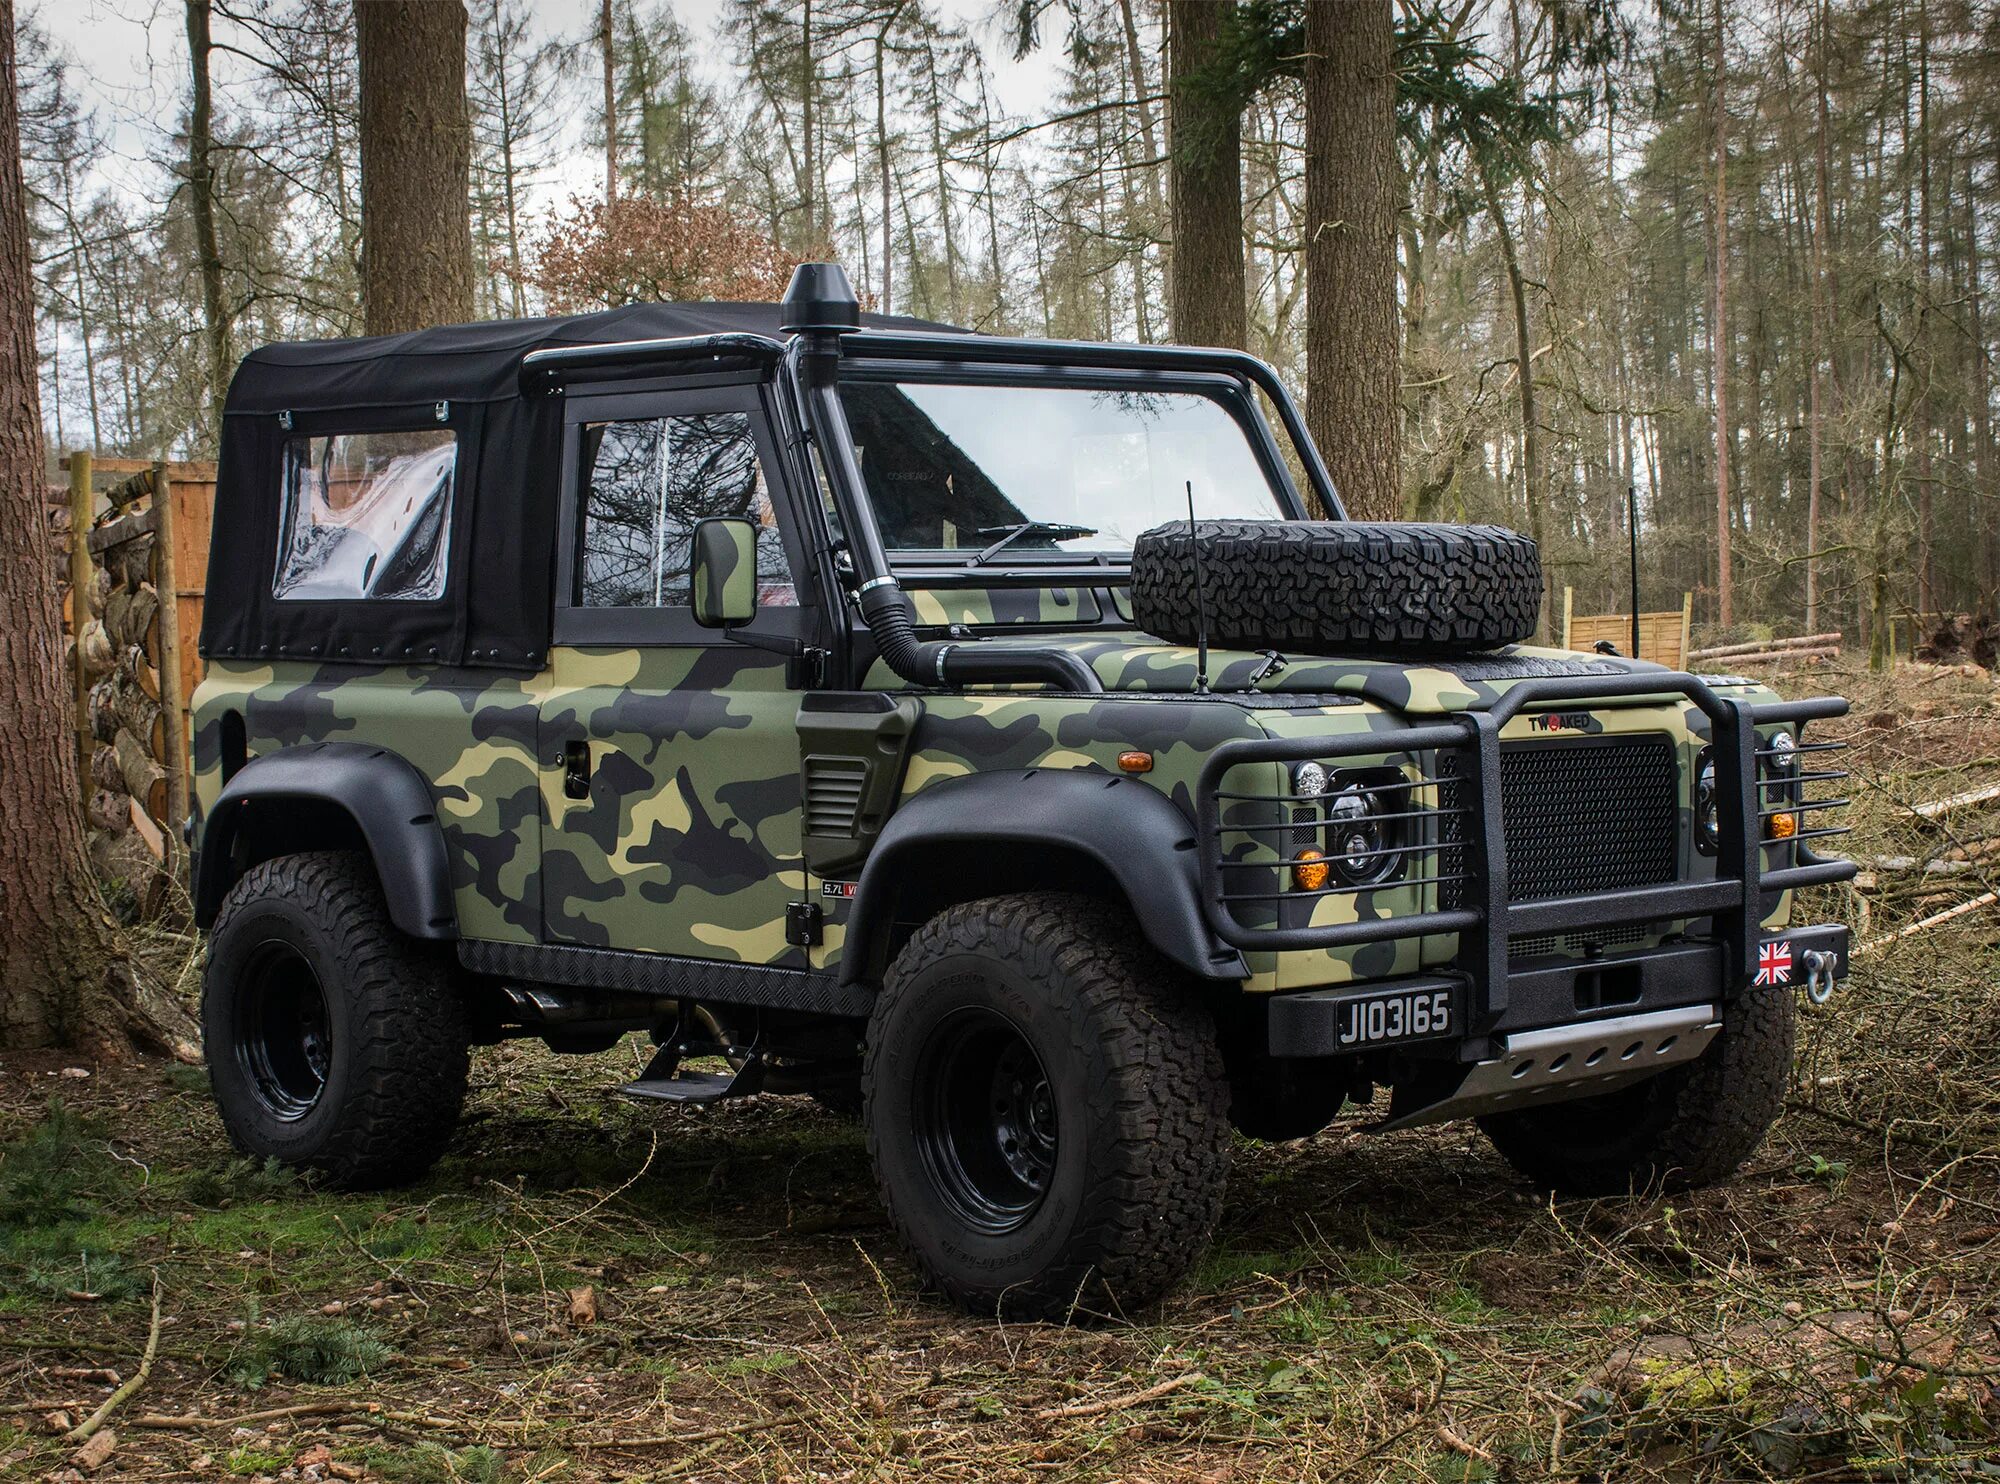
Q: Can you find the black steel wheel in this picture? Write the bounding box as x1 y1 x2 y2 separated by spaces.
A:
203 852 469 1189
863 893 1230 1320
235 942 333 1120
914 1008 1059 1235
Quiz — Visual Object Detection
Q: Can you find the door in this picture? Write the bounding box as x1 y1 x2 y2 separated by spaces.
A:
538 385 810 964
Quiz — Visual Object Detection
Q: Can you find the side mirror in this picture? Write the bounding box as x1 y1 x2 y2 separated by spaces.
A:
690 517 759 629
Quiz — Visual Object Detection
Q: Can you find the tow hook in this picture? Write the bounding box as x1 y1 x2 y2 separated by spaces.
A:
1801 949 1839 1005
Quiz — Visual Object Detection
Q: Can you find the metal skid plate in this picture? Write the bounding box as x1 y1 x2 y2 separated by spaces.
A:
1373 1004 1721 1132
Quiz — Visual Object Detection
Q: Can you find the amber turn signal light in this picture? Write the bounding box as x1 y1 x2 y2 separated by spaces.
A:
1766 811 1798 840
1117 750 1153 773
1294 849 1330 891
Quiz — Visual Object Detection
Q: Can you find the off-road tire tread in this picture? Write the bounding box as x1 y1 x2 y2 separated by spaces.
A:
1477 989 1793 1196
863 893 1230 1318
1132 519 1543 656
205 851 469 1189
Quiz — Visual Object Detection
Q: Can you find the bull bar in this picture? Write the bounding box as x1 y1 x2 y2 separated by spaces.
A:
1193 671 1857 1025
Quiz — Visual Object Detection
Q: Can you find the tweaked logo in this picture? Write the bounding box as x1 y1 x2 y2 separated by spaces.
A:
1527 711 1595 734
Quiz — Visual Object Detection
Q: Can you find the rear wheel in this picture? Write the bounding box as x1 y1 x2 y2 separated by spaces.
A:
1478 989 1794 1195
863 893 1230 1319
203 852 469 1189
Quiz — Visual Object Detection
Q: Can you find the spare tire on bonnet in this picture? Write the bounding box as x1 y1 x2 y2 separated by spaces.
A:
1130 520 1543 657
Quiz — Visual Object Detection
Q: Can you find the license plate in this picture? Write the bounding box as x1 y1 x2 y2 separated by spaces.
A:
1336 985 1455 1049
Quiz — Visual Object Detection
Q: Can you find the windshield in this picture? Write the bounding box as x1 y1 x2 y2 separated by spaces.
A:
838 380 1289 559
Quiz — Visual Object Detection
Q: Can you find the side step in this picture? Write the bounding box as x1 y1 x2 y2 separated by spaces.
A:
619 1033 766 1106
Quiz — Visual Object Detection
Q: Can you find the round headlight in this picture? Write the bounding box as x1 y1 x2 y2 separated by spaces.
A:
1293 761 1330 798
1695 750 1720 856
1328 787 1387 884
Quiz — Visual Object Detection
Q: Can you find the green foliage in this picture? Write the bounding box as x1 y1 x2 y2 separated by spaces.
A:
367 1441 506 1484
182 1155 299 1208
0 1100 113 1228
224 1445 297 1475
228 1315 393 1389
1794 1153 1851 1186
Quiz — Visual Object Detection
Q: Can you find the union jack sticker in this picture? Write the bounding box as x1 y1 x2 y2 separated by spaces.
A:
1756 940 1794 987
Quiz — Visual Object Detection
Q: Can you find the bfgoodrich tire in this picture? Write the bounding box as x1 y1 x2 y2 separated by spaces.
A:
1477 988 1794 1196
1131 519 1543 656
863 894 1230 1319
203 851 469 1189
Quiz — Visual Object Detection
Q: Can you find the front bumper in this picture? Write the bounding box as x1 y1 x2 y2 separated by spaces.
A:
1267 922 1850 1128
1267 921 1851 1059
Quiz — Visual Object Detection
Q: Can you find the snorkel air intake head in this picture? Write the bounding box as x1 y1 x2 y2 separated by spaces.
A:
780 263 861 338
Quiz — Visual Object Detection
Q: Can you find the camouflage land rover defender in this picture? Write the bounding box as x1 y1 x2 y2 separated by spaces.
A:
190 264 1855 1318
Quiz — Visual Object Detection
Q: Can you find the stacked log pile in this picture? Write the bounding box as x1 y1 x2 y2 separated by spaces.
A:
70 465 192 913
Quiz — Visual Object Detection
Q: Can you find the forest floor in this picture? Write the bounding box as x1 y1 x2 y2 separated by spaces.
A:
3 661 1999 1483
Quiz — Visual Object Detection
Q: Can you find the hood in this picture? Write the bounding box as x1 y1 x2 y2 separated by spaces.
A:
963 635 1680 714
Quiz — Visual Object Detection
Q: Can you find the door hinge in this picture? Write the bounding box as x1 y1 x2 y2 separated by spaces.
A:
785 900 824 947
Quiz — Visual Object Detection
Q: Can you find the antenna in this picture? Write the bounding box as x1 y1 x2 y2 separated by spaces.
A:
1627 483 1642 660
1186 480 1210 694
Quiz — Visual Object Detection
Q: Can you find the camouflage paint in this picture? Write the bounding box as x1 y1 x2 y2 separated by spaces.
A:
908 586 1102 627
196 627 1797 992
537 646 803 963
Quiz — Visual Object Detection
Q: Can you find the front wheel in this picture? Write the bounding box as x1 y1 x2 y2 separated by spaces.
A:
1478 988 1794 1195
863 894 1230 1319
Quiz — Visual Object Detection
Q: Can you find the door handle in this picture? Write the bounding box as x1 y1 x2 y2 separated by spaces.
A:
562 740 592 800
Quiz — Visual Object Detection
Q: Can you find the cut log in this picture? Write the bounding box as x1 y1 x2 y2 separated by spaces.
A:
1711 646 1841 667
113 729 168 819
106 583 159 650
90 743 122 791
134 655 160 703
88 790 131 834
127 798 166 860
1689 631 1844 662
78 619 114 679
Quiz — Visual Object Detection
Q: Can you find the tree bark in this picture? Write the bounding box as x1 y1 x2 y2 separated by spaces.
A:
600 0 617 201
1165 0 1244 349
356 0 475 336
0 0 196 1059
1710 0 1733 628
185 0 231 444
1479 162 1543 617
1304 0 1400 520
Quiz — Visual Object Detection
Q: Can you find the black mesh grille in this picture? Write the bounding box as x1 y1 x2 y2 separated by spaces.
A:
1441 736 1679 905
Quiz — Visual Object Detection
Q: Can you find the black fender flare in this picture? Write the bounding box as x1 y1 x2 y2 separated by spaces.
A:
193 741 457 940
838 768 1248 984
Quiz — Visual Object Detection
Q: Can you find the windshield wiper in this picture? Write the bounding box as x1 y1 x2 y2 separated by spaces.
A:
970 521 1099 566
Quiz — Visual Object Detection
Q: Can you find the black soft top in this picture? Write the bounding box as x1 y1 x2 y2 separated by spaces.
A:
202 301 948 671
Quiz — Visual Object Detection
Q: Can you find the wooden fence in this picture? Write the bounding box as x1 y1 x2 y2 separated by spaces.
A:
1560 588 1694 669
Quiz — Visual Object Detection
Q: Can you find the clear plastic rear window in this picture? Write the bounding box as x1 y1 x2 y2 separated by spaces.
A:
274 429 456 601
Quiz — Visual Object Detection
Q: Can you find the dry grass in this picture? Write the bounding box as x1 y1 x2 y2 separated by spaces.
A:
2 657 1996 1481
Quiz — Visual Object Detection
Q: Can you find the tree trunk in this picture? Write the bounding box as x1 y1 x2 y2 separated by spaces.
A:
356 0 475 336
1710 0 1733 628
875 32 892 311
1304 0 1400 520
0 0 196 1059
600 0 616 201
1165 0 1244 349
1479 163 1543 623
186 0 231 444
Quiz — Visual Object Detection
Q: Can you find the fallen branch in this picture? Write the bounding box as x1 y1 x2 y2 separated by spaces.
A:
1437 1423 1497 1464
605 1415 789 1447
67 1275 159 1443
1035 1370 1205 1421
134 1401 377 1431
1907 781 2000 821
1856 890 1999 956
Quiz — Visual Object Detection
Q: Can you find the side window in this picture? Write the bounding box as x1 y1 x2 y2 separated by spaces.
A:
274 429 456 600
577 412 796 609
